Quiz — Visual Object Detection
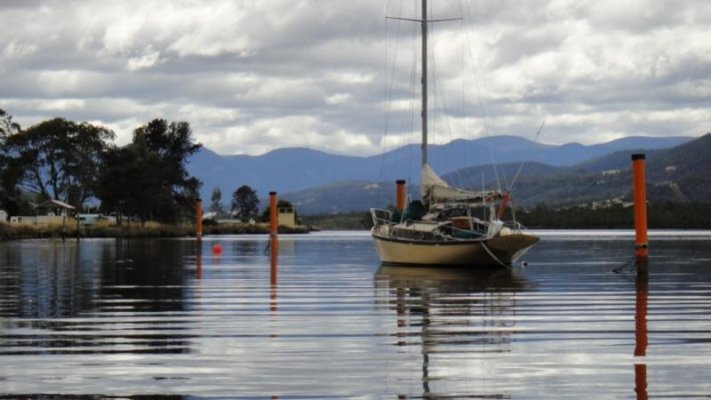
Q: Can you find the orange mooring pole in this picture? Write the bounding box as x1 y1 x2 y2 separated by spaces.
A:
395 180 406 210
269 192 278 235
195 198 203 241
632 154 648 273
269 192 279 294
269 191 279 255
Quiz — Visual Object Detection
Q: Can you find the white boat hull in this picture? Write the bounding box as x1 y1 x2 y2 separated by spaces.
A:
372 230 539 266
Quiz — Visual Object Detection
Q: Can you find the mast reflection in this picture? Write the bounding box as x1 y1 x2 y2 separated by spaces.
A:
375 265 528 398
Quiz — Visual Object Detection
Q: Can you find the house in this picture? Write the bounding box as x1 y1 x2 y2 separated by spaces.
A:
34 199 76 227
8 200 77 227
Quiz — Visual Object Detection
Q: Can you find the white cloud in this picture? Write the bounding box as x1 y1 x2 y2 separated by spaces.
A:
126 47 163 71
3 40 38 58
0 0 709 157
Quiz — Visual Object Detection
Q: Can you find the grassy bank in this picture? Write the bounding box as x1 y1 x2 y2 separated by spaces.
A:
0 221 311 241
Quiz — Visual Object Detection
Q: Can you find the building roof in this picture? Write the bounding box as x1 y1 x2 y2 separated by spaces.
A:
34 199 76 210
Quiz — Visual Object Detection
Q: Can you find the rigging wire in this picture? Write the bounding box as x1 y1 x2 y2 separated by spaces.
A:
380 0 420 202
406 13 420 184
509 120 546 192
459 0 504 193
426 0 469 192
377 0 402 207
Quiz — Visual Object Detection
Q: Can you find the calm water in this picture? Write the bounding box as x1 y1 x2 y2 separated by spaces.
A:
2 230 711 399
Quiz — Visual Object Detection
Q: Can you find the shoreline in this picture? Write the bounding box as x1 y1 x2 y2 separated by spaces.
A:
0 222 312 241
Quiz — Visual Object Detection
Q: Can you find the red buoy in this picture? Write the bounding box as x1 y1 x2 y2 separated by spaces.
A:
212 243 222 255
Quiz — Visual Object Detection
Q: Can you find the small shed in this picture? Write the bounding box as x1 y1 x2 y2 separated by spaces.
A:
278 207 296 228
35 199 76 216
34 200 76 227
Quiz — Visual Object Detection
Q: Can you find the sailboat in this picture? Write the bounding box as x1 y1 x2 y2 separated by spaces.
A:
370 0 539 267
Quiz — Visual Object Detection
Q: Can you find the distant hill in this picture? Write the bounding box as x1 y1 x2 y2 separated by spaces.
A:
443 133 711 207
283 133 710 214
187 135 692 205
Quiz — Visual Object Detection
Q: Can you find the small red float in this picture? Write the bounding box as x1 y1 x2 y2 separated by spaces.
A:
211 243 222 255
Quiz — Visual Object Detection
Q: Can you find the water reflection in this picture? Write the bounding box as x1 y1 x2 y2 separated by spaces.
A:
375 265 528 398
0 396 186 400
270 235 278 313
1 239 193 356
0 239 99 319
2 232 711 398
635 273 649 400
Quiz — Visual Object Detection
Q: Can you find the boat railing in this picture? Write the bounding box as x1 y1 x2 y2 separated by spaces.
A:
504 220 528 232
370 208 393 226
445 222 487 240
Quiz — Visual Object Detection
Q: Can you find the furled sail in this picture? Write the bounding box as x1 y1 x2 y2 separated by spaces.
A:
420 164 500 203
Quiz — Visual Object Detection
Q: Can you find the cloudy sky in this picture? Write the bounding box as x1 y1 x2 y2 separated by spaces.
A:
1 0 710 156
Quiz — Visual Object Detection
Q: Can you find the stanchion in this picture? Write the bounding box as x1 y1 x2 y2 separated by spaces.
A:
632 154 648 274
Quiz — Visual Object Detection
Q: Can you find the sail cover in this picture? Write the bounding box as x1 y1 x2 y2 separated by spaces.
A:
420 164 500 203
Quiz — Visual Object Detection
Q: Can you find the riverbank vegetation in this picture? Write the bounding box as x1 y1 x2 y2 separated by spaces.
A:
300 202 711 231
514 202 711 229
0 220 310 241
1 110 202 224
0 109 315 241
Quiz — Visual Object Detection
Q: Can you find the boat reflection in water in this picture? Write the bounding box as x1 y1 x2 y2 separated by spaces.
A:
375 265 528 398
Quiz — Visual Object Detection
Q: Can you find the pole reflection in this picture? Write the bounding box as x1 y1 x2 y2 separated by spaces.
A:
270 235 278 313
634 273 649 400
195 239 203 280
375 265 528 398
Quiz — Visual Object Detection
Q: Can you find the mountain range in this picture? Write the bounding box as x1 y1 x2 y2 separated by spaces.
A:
187 135 692 213
286 134 711 214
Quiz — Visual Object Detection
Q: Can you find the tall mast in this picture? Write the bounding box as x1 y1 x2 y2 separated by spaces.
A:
421 0 428 167
387 1 458 168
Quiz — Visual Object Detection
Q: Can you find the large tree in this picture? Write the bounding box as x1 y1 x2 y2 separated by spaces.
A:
97 118 202 223
0 109 23 214
96 142 163 224
4 117 114 208
231 185 259 221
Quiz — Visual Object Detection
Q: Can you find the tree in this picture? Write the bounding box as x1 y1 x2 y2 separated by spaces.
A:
65 122 116 207
133 119 202 221
209 187 224 213
231 185 259 221
0 109 23 215
0 109 21 140
96 142 164 225
96 118 202 224
4 117 114 208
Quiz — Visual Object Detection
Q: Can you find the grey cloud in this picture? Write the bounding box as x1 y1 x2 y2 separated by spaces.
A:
1 0 709 157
